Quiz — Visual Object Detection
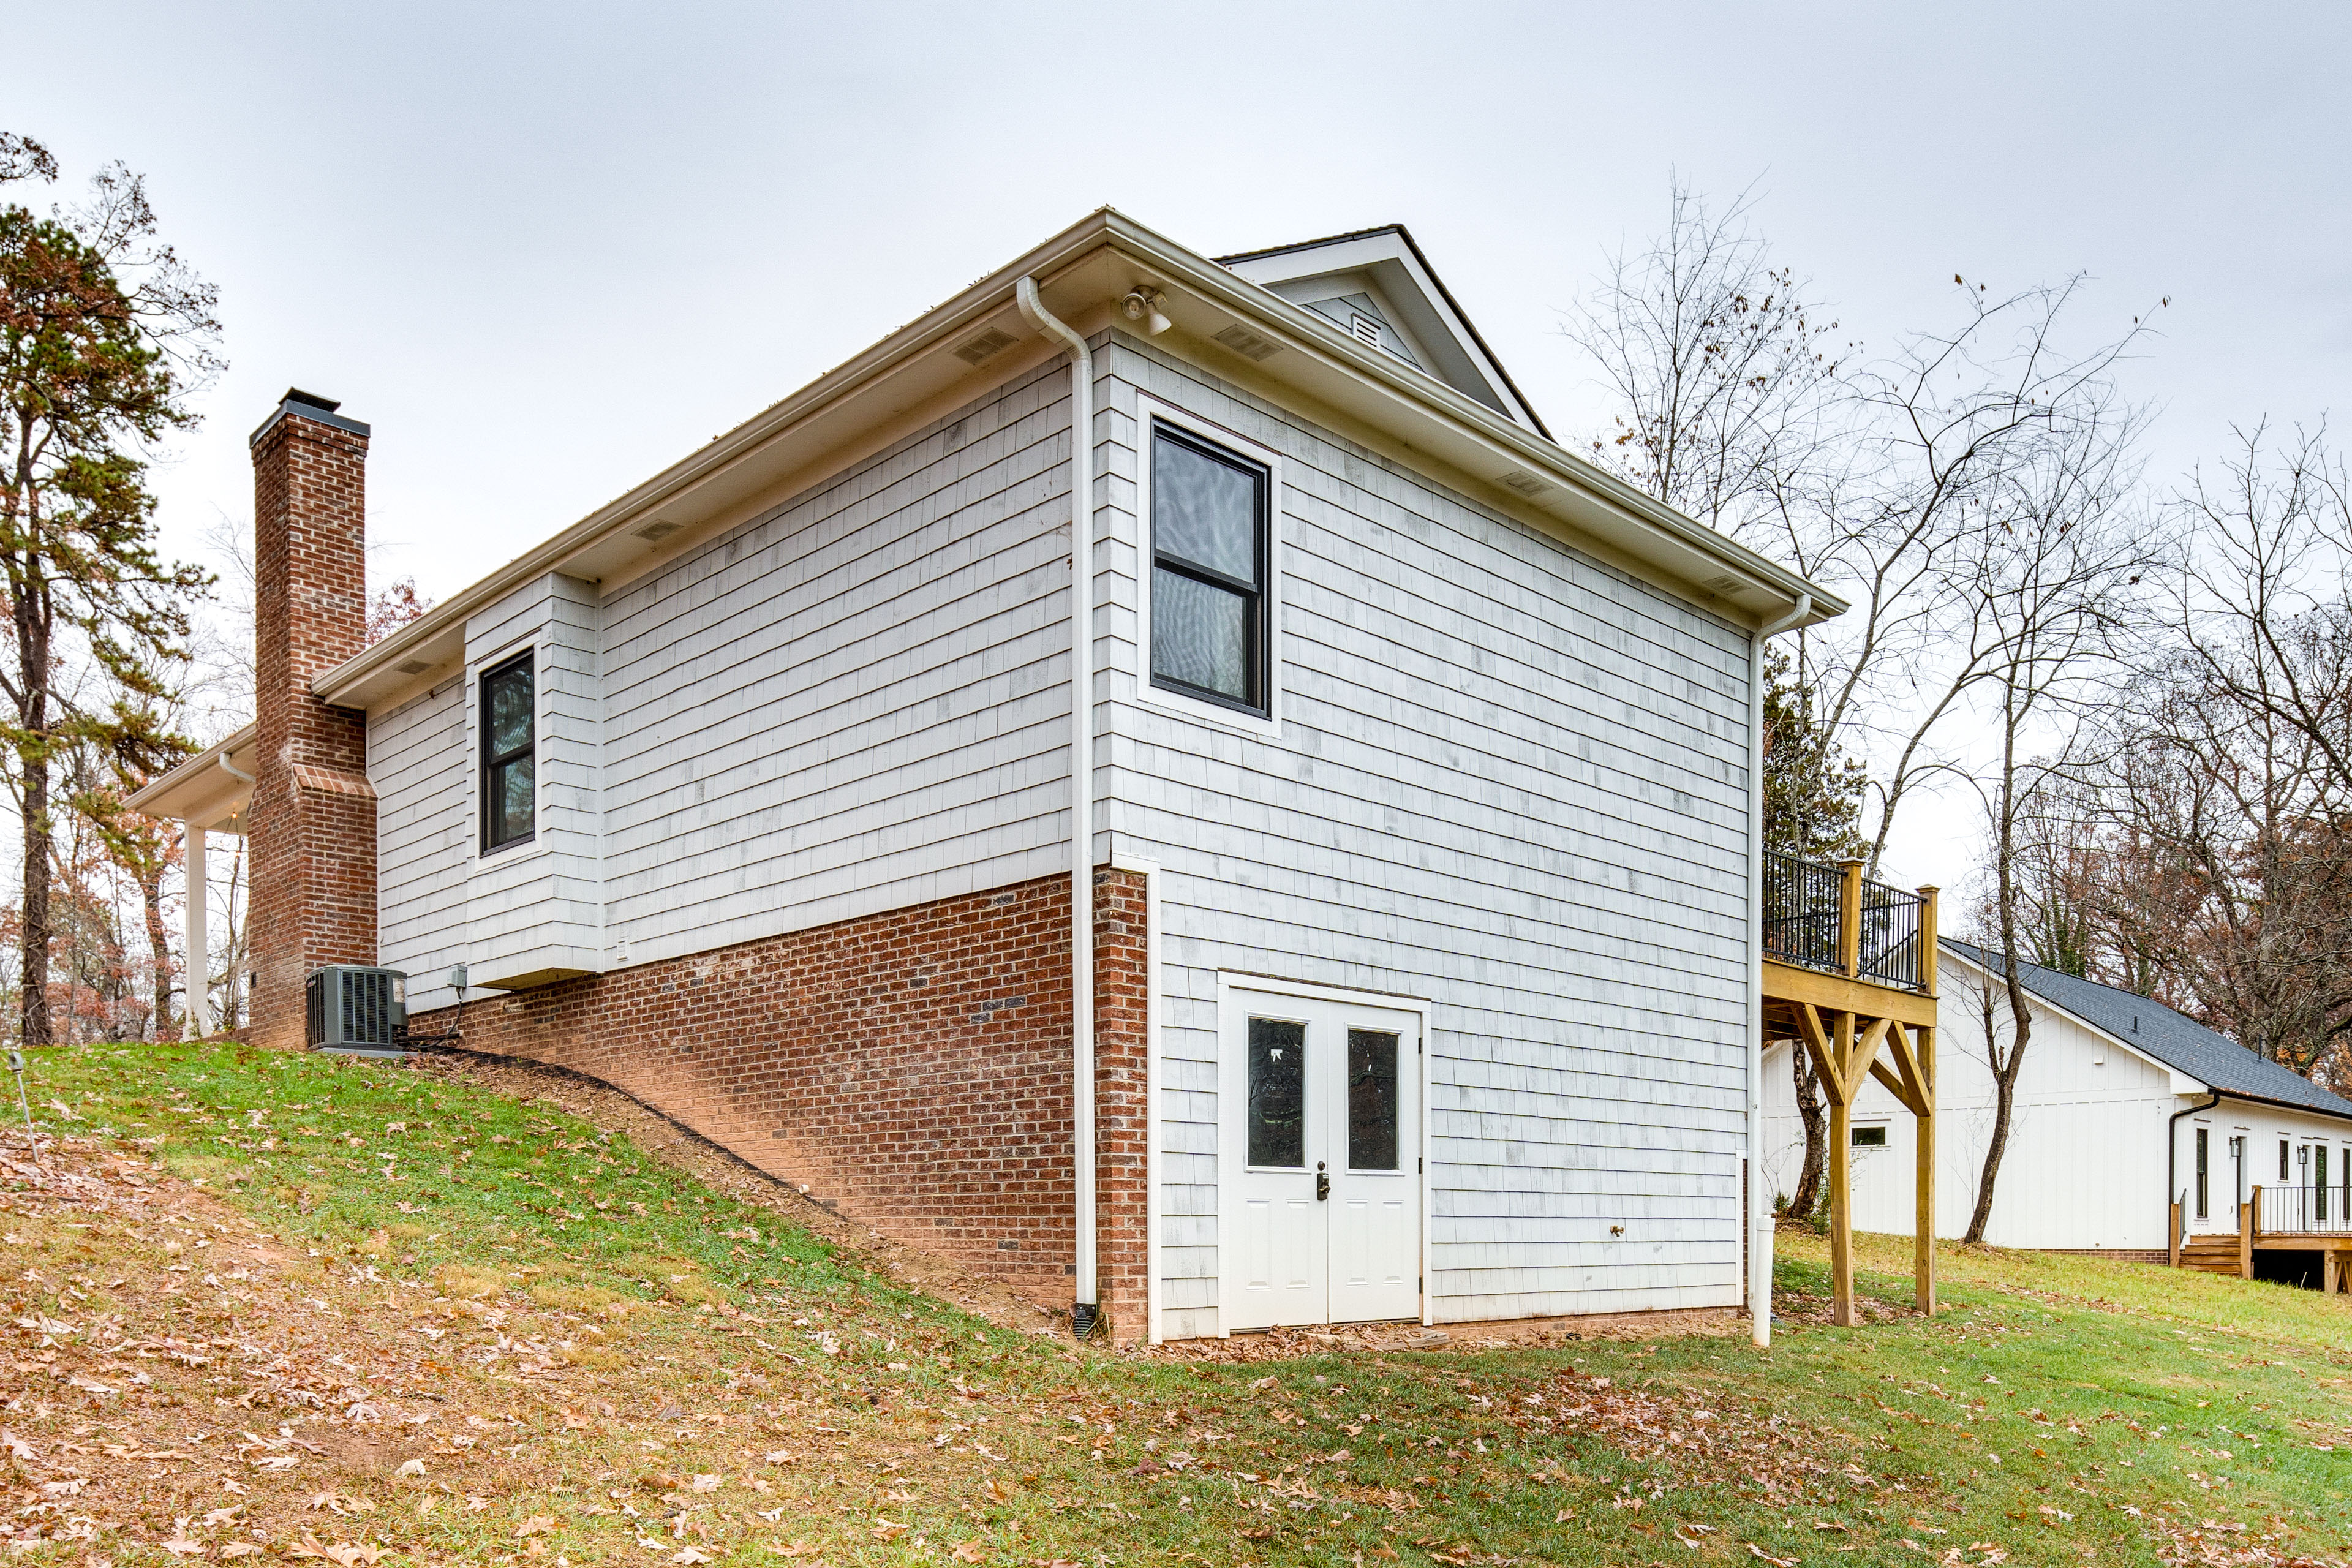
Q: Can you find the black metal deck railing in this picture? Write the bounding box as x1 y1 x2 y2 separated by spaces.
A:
2258 1184 2352 1235
1762 850 1929 992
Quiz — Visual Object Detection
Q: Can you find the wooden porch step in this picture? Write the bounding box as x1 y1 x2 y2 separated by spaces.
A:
2177 1237 2244 1276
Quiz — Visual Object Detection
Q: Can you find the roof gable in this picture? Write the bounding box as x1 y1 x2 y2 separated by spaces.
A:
1216 225 1549 436
1941 939 2352 1121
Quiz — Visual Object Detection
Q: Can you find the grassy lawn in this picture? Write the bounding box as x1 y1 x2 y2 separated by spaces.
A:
2 1040 2348 1567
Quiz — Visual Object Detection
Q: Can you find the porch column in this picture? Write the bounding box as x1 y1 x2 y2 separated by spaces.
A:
183 821 209 1039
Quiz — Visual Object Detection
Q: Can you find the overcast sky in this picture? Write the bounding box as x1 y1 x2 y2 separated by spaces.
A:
7 1 2348 892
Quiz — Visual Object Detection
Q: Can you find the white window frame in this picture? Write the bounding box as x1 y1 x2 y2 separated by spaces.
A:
466 634 547 867
1132 396 1284 741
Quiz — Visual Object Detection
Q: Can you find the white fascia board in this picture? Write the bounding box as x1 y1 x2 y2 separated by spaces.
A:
125 722 258 833
319 209 1842 716
1221 229 1537 431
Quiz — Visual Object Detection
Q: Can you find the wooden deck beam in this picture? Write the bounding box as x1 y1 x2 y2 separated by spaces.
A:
1763 960 1938 1029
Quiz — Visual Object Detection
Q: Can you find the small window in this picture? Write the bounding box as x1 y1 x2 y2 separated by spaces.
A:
2319 1147 2331 1221
1851 1125 1888 1148
2196 1127 2209 1219
480 650 535 853
1151 422 1270 717
2281 1139 2291 1183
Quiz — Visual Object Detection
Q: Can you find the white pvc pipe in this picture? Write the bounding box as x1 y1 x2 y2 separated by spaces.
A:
1748 592 1809 1348
1016 276 1098 1333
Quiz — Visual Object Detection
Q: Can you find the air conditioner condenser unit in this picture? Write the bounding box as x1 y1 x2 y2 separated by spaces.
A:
305 965 409 1057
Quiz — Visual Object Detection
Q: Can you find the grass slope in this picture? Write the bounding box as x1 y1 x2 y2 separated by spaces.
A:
0 1040 2346 1567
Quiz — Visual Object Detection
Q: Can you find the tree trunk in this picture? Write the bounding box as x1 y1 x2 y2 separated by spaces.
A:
1966 695 2035 1245
19 748 50 1045
1788 1046 1828 1220
143 834 173 1041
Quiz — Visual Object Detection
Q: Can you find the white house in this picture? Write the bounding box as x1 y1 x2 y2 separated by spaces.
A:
1763 939 2352 1264
131 213 1849 1343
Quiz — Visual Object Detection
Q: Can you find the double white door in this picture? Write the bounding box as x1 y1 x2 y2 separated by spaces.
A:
1221 987 1422 1330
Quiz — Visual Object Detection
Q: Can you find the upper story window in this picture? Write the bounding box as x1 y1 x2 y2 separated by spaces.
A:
1150 421 1270 718
480 650 535 853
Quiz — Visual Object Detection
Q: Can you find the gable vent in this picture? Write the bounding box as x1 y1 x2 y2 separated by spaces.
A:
1349 313 1382 347
394 657 434 676
1498 470 1551 498
954 326 1019 366
1212 324 1282 362
634 519 682 543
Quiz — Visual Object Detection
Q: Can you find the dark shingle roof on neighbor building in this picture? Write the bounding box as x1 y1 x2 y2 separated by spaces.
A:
1942 938 2352 1123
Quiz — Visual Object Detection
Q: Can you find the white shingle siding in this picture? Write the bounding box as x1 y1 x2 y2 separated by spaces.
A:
374 361 1078 1009
1096 339 1753 1333
368 333 1760 1335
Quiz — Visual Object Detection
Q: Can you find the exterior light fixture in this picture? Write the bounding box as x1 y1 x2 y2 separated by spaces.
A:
1121 287 1172 336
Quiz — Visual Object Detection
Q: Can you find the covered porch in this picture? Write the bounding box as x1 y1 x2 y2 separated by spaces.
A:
1762 852 1940 1326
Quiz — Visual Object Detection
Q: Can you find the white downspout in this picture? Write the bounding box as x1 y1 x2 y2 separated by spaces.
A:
1016 276 1098 1339
1748 592 1809 1349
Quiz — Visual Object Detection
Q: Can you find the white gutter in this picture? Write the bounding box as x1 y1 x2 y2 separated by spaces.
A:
219 752 255 786
1016 276 1098 1340
1747 593 1809 1348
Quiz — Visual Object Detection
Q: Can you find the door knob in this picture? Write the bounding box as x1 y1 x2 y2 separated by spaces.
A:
1316 1161 1329 1201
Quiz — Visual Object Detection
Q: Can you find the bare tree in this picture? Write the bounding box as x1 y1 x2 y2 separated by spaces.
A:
1958 391 2155 1242
1567 175 1847 535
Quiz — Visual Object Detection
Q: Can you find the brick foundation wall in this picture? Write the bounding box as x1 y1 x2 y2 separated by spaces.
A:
411 868 1152 1336
249 398 378 1053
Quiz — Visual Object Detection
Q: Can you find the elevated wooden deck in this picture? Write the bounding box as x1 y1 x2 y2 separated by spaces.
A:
1762 854 1940 1326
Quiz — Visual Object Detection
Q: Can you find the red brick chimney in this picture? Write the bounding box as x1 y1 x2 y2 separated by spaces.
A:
247 390 378 1050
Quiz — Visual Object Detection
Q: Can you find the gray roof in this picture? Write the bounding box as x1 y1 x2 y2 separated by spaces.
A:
1942 939 2352 1123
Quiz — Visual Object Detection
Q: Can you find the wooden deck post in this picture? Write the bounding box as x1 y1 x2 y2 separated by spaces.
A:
1829 1008 1856 1327
1838 860 1864 979
2169 1199 2182 1268
1914 887 1938 1316
2239 1193 2255 1280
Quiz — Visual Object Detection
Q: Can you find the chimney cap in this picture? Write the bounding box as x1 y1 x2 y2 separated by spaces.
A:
250 386 371 446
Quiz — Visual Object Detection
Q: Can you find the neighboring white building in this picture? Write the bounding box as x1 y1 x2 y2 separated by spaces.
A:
1763 939 2352 1259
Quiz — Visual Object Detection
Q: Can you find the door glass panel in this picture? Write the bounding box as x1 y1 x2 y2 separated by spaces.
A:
1246 1018 1306 1168
1347 1029 1399 1171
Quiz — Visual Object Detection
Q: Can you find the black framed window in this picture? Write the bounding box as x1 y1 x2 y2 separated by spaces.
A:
2196 1127 2209 1218
480 650 535 853
1150 421 1270 717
